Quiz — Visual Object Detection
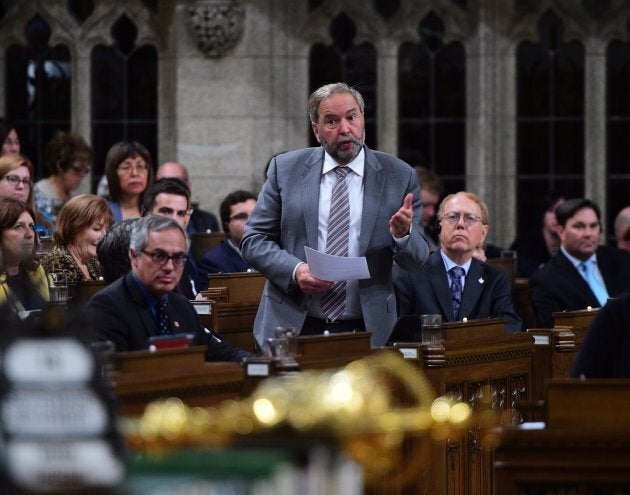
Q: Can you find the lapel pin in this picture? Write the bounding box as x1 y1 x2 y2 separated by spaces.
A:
478 277 484 284
174 321 180 328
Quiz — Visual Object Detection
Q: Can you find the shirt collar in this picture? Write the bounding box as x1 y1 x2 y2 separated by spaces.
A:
440 251 472 275
131 272 167 307
322 147 365 178
560 246 597 270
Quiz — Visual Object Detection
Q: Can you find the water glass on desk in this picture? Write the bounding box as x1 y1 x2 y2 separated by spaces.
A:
420 314 442 343
48 272 68 303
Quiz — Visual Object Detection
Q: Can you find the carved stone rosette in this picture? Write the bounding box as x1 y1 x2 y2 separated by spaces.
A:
186 0 245 58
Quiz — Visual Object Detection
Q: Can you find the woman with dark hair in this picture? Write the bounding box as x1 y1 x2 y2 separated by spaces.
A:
41 194 114 283
34 131 93 225
0 197 49 312
0 118 20 156
105 141 153 223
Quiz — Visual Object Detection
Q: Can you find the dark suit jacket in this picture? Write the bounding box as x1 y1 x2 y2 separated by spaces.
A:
85 272 250 361
198 239 253 279
188 208 220 233
571 290 630 378
394 251 523 333
529 246 630 327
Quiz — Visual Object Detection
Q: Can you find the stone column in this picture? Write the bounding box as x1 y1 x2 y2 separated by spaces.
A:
376 38 399 156
465 0 517 248
583 37 607 236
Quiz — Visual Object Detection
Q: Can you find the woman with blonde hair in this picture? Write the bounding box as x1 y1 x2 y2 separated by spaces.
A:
41 194 114 283
0 197 49 312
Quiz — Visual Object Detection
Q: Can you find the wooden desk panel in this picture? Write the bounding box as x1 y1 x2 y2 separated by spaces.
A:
493 380 630 494
208 272 265 304
113 347 245 416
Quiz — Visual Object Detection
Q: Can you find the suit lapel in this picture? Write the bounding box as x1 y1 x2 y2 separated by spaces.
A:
302 148 324 250
555 251 596 302
359 147 383 255
124 273 158 338
427 254 453 319
458 260 484 319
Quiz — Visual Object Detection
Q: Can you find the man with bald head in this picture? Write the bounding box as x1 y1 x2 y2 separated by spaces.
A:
614 206 630 252
156 161 220 233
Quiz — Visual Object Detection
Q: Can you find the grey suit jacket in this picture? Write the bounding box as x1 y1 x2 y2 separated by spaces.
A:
394 251 523 333
241 146 430 347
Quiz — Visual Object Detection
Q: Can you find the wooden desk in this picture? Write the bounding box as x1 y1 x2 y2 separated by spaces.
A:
207 271 265 303
67 280 107 303
113 346 245 416
391 319 535 495
523 308 598 403
493 379 630 494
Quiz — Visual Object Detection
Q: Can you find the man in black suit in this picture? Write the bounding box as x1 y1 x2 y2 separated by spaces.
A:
530 198 630 327
198 190 256 278
85 215 250 361
394 191 523 334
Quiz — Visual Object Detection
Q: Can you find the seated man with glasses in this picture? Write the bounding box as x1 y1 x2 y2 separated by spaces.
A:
198 190 257 279
393 192 523 336
85 215 251 361
142 178 204 296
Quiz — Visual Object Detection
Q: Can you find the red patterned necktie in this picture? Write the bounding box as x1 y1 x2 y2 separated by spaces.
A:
321 166 351 321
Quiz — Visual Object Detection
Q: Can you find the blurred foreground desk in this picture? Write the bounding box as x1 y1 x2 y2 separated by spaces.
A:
390 318 535 495
493 379 630 494
113 346 245 416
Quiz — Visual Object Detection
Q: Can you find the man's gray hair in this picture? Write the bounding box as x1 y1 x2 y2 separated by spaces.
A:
307 82 365 123
129 215 190 254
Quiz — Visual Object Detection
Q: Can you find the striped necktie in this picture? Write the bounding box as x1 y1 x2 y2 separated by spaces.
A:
321 166 351 321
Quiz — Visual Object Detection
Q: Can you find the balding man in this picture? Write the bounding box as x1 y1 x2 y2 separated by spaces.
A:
156 161 220 233
614 206 630 252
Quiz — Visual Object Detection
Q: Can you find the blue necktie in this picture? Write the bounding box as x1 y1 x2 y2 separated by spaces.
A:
579 260 609 307
157 296 172 335
449 266 466 319
321 166 351 321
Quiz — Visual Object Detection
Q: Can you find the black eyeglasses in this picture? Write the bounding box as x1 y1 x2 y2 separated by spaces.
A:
3 175 33 188
141 249 188 266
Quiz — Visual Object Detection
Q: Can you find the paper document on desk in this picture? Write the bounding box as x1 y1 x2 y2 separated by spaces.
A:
304 246 370 281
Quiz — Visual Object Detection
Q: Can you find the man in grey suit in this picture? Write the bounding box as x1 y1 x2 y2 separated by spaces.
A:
241 83 430 347
394 192 523 334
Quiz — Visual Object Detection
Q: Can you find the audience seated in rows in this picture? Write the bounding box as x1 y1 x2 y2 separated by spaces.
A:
0 197 49 312
394 191 523 333
198 189 256 279
142 178 204 295
34 132 92 226
156 161 220 233
529 198 630 327
40 194 114 283
85 215 252 361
